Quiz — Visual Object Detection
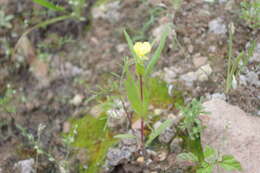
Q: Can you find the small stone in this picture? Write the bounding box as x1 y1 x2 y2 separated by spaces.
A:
132 119 142 130
107 108 127 128
208 45 217 52
70 94 84 106
159 126 176 144
246 71 260 87
116 44 127 53
153 121 162 129
239 75 247 86
146 149 157 157
136 156 145 163
193 56 208 68
13 159 35 173
211 93 226 100
158 151 168 161
188 45 194 53
90 105 103 118
219 0 228 3
62 121 70 133
92 1 121 23
170 138 183 154
154 109 164 115
163 67 177 83
208 18 227 35
180 71 197 87
167 113 176 119
107 147 132 166
121 133 138 146
225 0 235 11
195 64 212 81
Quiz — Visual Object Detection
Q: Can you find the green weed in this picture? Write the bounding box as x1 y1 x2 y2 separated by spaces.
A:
225 23 256 93
178 145 242 173
240 0 260 29
178 99 206 140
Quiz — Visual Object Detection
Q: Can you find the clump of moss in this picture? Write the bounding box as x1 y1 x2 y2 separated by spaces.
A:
69 114 117 173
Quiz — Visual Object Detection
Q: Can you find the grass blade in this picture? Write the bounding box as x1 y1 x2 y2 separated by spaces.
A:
32 0 65 11
124 30 139 61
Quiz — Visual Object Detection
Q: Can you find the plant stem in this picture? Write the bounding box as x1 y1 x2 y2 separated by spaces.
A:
120 98 132 128
139 74 144 148
225 28 233 93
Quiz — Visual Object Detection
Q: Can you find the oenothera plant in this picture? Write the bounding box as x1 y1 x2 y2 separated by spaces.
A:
123 24 170 147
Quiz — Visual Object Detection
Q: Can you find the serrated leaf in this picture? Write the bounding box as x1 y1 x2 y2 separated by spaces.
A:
219 155 242 171
32 0 65 11
145 119 173 147
114 134 136 139
177 152 199 163
196 164 214 173
204 145 218 164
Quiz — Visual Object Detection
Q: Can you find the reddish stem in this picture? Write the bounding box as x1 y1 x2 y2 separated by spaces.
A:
139 74 144 147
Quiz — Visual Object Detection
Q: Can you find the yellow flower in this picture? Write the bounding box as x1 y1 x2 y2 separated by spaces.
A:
133 42 151 60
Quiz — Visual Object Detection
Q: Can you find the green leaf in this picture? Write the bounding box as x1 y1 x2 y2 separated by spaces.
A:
114 134 136 139
144 24 170 77
177 152 199 163
145 119 173 147
32 0 65 11
124 65 145 117
219 155 242 171
196 164 214 173
124 30 139 61
204 145 218 164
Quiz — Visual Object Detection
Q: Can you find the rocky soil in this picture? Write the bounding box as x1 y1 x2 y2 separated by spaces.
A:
0 0 259 172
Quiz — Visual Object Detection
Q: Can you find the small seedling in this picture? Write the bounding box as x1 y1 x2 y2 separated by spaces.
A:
178 99 206 140
177 145 242 173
